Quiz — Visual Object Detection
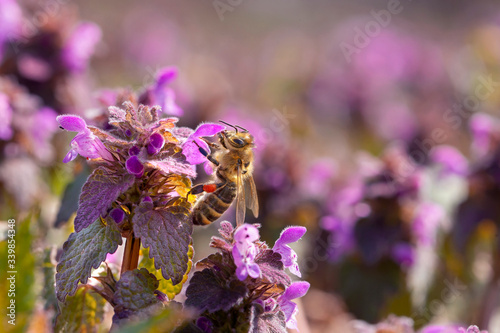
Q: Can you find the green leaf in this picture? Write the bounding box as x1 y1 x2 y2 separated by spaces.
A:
114 268 160 311
140 244 194 300
133 203 193 285
0 216 35 333
56 217 122 302
74 167 135 232
54 286 106 333
112 268 166 328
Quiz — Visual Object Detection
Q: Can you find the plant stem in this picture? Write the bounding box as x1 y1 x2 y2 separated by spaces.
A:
121 232 141 276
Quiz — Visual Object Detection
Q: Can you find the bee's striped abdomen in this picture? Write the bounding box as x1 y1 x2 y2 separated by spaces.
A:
192 181 236 225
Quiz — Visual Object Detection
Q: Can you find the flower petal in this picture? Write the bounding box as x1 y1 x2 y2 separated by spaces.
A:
282 281 310 301
192 123 225 138
126 155 144 177
57 115 87 132
62 149 78 163
274 226 307 247
247 262 261 279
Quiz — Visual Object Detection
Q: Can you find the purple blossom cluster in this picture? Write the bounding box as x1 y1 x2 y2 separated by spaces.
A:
185 222 309 332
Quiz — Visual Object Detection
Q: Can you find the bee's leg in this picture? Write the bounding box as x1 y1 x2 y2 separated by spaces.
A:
189 182 223 196
195 142 220 166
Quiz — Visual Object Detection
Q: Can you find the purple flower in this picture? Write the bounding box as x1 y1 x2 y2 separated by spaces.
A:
273 226 306 277
109 208 125 224
151 67 183 116
62 22 102 72
126 155 144 177
277 281 310 330
57 115 112 163
430 145 468 177
0 93 13 140
182 123 225 174
232 224 261 280
147 132 165 155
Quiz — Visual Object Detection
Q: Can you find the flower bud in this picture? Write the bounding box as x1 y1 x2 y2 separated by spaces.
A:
109 208 125 224
126 155 144 177
147 132 165 155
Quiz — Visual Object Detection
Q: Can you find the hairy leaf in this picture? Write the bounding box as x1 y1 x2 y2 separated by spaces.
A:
55 286 106 333
185 268 248 313
114 268 160 311
112 268 165 328
249 305 287 333
74 167 135 232
133 203 193 285
56 217 122 302
256 250 291 287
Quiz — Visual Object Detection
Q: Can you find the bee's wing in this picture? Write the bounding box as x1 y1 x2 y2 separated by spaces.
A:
244 175 259 218
235 163 246 226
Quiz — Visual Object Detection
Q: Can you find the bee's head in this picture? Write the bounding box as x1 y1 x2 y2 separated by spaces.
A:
218 121 254 150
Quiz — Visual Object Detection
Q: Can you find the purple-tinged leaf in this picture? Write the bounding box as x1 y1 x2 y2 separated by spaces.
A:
74 167 135 232
255 250 291 287
132 203 193 285
114 268 160 311
185 268 248 313
56 217 122 302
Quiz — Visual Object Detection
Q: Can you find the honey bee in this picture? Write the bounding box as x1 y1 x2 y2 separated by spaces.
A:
190 121 259 226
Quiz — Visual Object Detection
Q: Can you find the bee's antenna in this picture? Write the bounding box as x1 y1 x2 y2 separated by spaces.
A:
235 125 248 132
219 120 238 132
